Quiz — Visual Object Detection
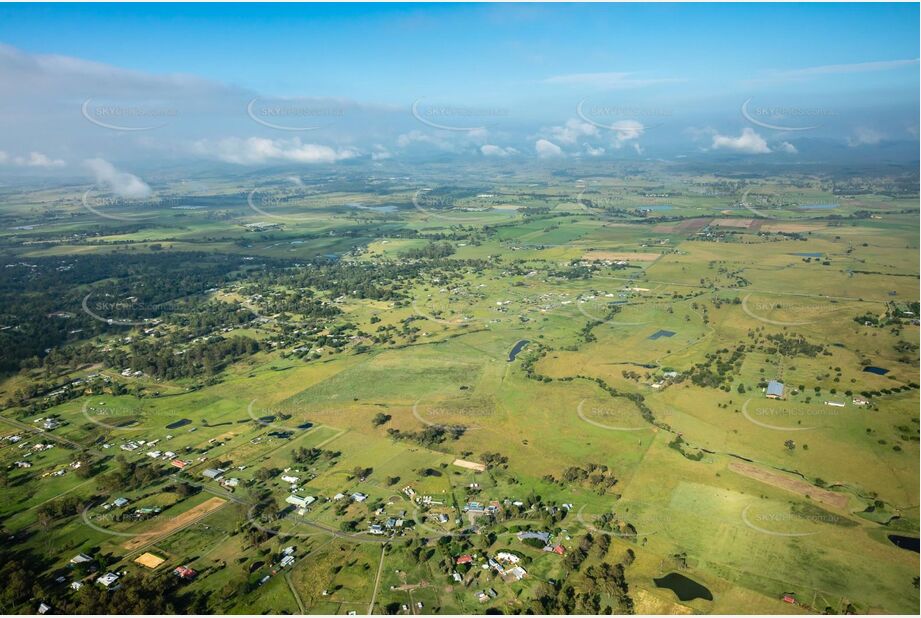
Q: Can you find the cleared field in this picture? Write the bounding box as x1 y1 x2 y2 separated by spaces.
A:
582 251 663 261
728 461 849 510
452 458 486 472
134 552 166 569
712 217 755 228
122 497 228 551
760 222 826 233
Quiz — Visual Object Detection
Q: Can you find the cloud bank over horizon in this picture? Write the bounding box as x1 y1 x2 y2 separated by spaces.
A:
0 2 917 179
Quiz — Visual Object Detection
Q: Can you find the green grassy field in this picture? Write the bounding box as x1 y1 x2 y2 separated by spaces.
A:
0 166 917 614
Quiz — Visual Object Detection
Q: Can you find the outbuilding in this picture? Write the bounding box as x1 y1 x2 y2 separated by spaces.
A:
766 380 785 399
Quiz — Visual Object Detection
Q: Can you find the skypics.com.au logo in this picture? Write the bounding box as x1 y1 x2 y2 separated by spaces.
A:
740 98 835 132
246 97 345 131
81 292 190 326
80 192 186 222
411 98 509 132
576 399 652 432
82 98 179 132
741 398 843 432
740 294 847 327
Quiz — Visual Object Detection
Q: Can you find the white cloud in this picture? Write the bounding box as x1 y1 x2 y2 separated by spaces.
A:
535 139 563 158
543 72 683 89
193 137 359 165
395 128 489 153
543 117 643 154
608 119 645 148
761 58 919 82
371 145 393 160
848 127 884 147
0 42 239 99
286 176 304 187
480 144 518 157
465 128 490 142
0 150 65 168
396 130 456 151
711 128 771 154
0 44 398 169
21 151 66 167
548 119 598 145
777 141 798 154
85 158 152 198
583 144 605 157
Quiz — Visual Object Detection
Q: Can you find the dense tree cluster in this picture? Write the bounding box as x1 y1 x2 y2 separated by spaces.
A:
386 424 466 448
544 463 618 495
102 335 261 380
292 446 340 465
0 252 268 373
97 455 167 493
402 241 456 260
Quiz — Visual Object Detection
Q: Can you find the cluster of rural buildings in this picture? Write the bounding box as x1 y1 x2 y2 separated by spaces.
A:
765 379 872 408
4 433 57 470
452 530 567 596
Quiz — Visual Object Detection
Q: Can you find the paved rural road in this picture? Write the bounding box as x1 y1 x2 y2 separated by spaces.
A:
368 545 386 615
595 273 892 304
299 518 390 544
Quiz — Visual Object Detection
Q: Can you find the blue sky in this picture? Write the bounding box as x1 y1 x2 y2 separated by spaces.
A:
0 3 917 179
1 3 917 102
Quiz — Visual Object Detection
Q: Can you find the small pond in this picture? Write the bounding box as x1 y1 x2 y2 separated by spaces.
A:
508 339 530 362
653 572 713 602
345 202 398 213
798 203 838 210
888 534 919 553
